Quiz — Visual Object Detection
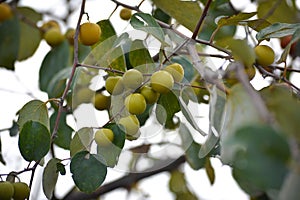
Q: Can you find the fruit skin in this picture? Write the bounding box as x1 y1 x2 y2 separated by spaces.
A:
94 128 114 147
79 22 101 46
12 182 30 200
118 115 140 140
0 3 13 22
224 63 256 86
0 181 14 200
125 93 146 115
150 70 174 94
105 76 124 95
280 35 297 57
164 63 184 82
254 45 275 67
122 69 143 89
140 86 160 104
44 28 65 47
120 8 132 20
93 93 111 110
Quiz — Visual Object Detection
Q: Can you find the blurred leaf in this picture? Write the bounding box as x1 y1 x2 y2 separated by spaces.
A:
170 56 195 82
47 67 72 98
0 137 5 165
19 121 51 161
70 151 107 193
17 7 42 61
129 40 155 68
205 157 215 185
130 13 167 45
179 124 205 170
277 29 300 63
156 92 181 129
9 120 19 137
39 41 69 92
217 12 256 26
153 8 171 24
257 0 297 24
137 104 152 126
43 158 61 199
247 19 271 32
260 84 300 142
70 127 93 157
279 169 300 200
256 23 300 42
217 39 255 68
226 124 290 194
17 100 49 131
0 16 20 70
97 19 116 44
169 170 188 193
97 123 125 167
152 0 202 31
50 111 73 149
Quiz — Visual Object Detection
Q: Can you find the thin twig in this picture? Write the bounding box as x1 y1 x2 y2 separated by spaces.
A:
192 0 213 39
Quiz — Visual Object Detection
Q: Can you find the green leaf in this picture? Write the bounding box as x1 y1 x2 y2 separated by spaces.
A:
70 151 107 193
129 40 155 69
247 19 271 32
217 12 257 26
47 67 72 98
42 158 61 199
153 8 171 24
170 56 195 82
39 41 69 92
130 13 167 45
9 120 19 137
156 92 181 129
169 170 188 193
152 0 202 31
50 111 73 149
70 128 93 157
17 7 42 61
279 169 300 200
0 16 20 70
18 121 51 161
17 100 49 131
56 163 66 175
225 124 290 193
205 158 215 185
0 137 6 165
256 23 300 41
97 19 116 44
96 123 125 167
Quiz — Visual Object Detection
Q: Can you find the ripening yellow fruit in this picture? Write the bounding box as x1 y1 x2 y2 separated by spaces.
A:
150 70 174 94
0 181 14 200
40 20 60 32
65 28 75 45
118 115 140 140
125 93 146 115
105 76 124 95
12 182 30 200
44 28 65 47
120 8 132 20
0 3 12 22
254 45 275 67
79 22 101 46
93 93 111 110
140 86 160 104
94 128 114 147
122 69 143 89
164 63 184 82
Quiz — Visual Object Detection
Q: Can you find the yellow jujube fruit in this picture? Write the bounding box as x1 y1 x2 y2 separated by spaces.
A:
125 93 146 115
164 63 184 82
0 3 13 22
12 182 30 200
0 181 14 200
79 22 101 46
254 45 275 67
118 115 140 140
94 128 114 147
120 8 132 20
122 69 143 89
150 70 174 94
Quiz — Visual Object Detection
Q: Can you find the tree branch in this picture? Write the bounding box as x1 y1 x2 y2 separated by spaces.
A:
62 156 186 200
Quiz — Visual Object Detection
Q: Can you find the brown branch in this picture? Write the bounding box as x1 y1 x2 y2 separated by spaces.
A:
62 156 186 200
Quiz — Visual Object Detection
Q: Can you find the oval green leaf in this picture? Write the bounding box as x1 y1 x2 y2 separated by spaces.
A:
42 158 61 199
70 127 93 157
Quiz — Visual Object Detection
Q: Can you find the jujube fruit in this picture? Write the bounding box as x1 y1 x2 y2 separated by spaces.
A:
122 69 143 89
0 3 12 22
79 22 101 46
12 182 30 200
0 181 14 200
93 93 111 110
118 115 140 140
125 93 146 115
105 76 124 95
94 128 114 147
120 8 132 20
150 70 174 94
65 28 75 45
44 28 65 47
140 86 160 104
164 63 184 82
254 45 275 67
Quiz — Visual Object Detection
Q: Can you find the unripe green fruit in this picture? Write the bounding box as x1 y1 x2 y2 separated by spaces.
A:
118 115 140 140
0 3 13 22
125 93 146 115
94 128 114 147
0 181 14 200
44 28 65 47
93 93 111 110
150 70 174 94
79 22 101 46
164 63 184 82
105 76 124 95
120 8 132 20
122 69 143 89
254 45 275 67
12 182 30 200
140 86 160 104
65 28 75 45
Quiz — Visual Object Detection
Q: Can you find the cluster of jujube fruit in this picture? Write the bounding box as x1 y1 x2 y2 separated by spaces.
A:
93 63 184 146
0 181 30 200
